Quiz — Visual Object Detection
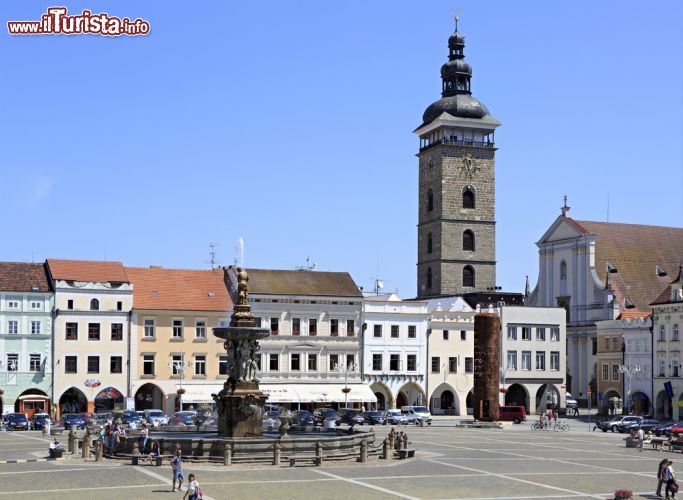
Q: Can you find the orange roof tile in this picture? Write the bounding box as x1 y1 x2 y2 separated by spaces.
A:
616 311 650 320
47 259 129 283
0 262 51 292
573 220 683 312
126 267 231 311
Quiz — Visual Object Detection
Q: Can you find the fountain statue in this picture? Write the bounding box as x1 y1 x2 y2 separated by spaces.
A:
212 267 270 437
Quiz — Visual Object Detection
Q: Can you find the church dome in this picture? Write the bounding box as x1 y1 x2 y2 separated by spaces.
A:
440 59 472 79
448 32 465 49
422 94 490 123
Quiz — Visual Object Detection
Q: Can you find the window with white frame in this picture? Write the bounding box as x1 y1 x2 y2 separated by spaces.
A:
673 359 680 377
29 354 41 372
172 319 183 338
171 354 184 375
408 354 417 372
110 356 123 374
144 318 155 338
389 354 400 371
372 354 382 371
290 353 301 371
550 351 560 371
659 325 666 341
550 327 560 341
674 324 680 341
373 324 382 338
307 353 317 371
143 354 155 376
536 327 545 341
507 326 517 340
522 327 531 341
269 354 279 371
507 351 517 370
604 337 610 350
391 325 399 338
31 321 41 334
219 355 228 376
602 364 609 380
536 351 545 370
659 359 666 377
329 354 338 371
521 351 531 371
30 301 42 310
465 357 474 373
194 355 206 376
7 300 19 309
612 364 619 381
7 320 18 334
408 325 416 339
612 337 618 350
195 320 207 339
7 353 18 371
447 356 456 373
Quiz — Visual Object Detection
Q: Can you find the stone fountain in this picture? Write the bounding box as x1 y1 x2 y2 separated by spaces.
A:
212 267 270 437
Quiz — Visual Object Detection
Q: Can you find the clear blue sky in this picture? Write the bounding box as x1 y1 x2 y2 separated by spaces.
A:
2 1 681 297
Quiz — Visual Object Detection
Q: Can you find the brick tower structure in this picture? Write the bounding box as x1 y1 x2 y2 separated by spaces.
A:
415 20 500 298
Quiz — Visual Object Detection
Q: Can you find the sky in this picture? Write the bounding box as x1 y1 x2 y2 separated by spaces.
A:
1 1 681 298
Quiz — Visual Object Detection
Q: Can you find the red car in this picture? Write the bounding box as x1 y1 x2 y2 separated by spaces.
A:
669 423 683 436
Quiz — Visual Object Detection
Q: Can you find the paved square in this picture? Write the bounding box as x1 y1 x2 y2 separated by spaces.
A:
0 424 665 499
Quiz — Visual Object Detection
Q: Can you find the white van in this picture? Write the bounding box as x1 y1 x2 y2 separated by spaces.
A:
566 393 578 406
401 406 432 425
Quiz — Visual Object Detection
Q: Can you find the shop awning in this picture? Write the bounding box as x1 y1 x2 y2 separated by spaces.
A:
260 385 301 403
294 384 377 404
176 385 223 404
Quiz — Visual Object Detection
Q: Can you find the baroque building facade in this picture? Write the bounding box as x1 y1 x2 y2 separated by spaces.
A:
0 262 53 416
416 24 500 298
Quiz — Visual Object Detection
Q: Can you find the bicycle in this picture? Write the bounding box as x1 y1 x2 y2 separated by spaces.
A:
554 421 570 432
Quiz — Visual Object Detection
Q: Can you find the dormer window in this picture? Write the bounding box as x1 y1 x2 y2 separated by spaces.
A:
90 298 99 311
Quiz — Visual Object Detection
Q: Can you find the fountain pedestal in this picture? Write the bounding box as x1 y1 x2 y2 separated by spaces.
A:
214 381 268 438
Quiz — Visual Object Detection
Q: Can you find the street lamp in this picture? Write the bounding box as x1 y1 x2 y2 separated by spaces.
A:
170 359 186 411
618 364 641 415
336 355 356 409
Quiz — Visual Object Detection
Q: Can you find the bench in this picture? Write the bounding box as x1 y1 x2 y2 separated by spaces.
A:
131 455 164 466
650 438 667 451
395 449 416 459
671 440 683 452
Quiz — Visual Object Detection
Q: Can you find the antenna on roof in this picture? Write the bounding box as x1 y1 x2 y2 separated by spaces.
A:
295 257 316 271
209 243 217 270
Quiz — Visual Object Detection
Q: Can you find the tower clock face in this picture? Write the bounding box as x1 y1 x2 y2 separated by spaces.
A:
459 154 479 179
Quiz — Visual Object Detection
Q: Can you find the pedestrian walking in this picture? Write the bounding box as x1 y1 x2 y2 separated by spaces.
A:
139 423 149 454
665 460 678 499
658 458 669 497
171 449 184 492
183 473 204 500
43 416 51 437
638 427 645 452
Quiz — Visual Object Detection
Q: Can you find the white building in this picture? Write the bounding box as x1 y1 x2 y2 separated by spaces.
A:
228 267 375 409
499 305 566 414
362 293 429 410
47 260 133 417
652 268 683 419
528 204 682 407
425 297 475 415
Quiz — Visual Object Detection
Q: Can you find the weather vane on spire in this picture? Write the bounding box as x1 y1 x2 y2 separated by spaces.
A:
450 8 461 32
561 195 571 216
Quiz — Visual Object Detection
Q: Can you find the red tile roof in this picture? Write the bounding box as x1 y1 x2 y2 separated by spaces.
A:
126 267 231 311
47 259 129 283
245 268 363 297
0 262 51 293
573 220 683 312
616 311 650 320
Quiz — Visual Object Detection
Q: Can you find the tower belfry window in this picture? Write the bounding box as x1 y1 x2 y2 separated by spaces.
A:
463 266 475 288
463 230 475 251
462 188 475 209
427 267 433 289
427 189 434 212
427 232 433 253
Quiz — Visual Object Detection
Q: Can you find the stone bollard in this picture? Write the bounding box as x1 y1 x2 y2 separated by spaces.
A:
81 436 90 459
359 439 367 463
95 440 104 462
402 432 409 450
224 443 232 466
315 441 323 466
68 426 76 454
382 438 390 460
273 442 281 466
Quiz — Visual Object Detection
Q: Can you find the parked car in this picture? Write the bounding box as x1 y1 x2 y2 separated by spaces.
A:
654 421 680 436
619 419 660 433
362 411 386 425
31 413 50 430
5 413 29 431
171 412 196 426
80 413 95 426
384 409 408 425
596 415 642 433
337 408 364 426
122 410 142 426
262 411 281 430
668 422 683 436
143 409 170 426
313 408 339 426
61 413 86 429
401 406 433 425
95 412 113 424
292 410 315 426
498 405 527 424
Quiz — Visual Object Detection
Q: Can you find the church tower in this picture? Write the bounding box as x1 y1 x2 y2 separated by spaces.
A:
416 20 500 298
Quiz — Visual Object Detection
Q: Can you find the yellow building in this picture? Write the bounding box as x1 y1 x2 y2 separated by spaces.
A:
127 266 232 414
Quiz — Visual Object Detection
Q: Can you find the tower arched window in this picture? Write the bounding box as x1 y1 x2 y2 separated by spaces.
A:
463 230 475 251
427 189 434 212
462 188 475 209
463 266 475 288
560 261 567 280
90 298 99 311
427 267 433 289
427 232 433 254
